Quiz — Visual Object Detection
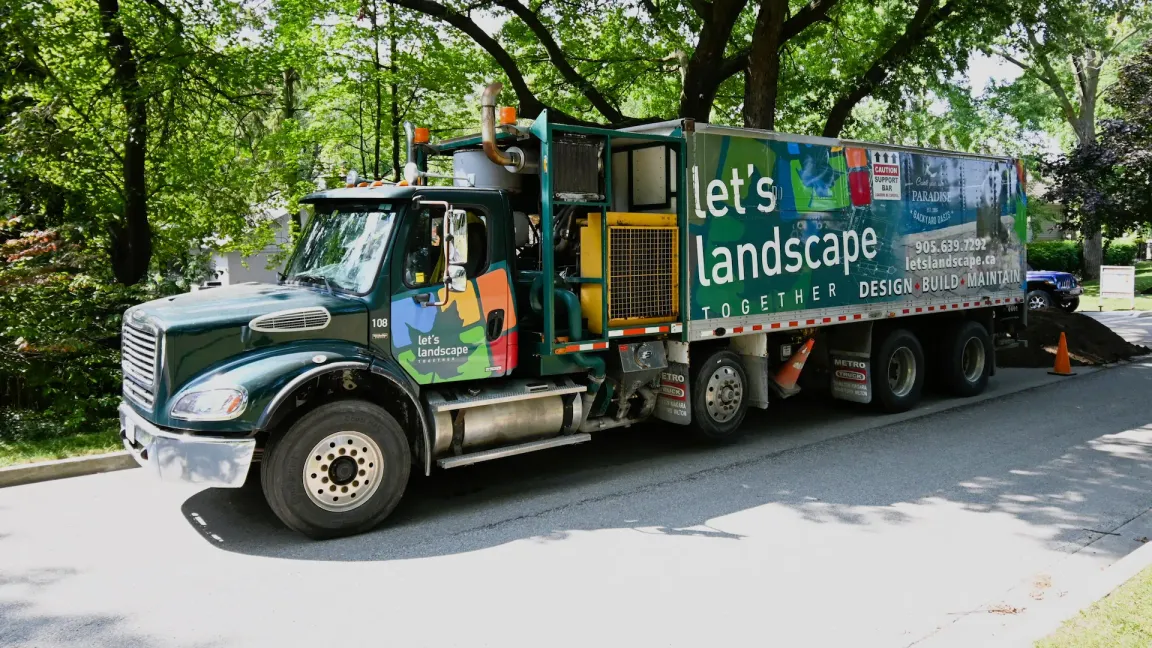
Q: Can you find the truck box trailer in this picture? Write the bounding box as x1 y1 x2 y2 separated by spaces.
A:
118 82 1027 537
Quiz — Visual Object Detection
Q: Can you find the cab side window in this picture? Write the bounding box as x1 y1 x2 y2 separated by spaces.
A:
403 208 443 288
461 211 488 277
403 206 488 288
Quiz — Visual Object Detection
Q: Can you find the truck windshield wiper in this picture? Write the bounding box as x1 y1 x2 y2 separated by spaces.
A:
293 272 334 294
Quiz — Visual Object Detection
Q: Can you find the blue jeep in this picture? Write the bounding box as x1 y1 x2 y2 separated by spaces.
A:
1026 263 1083 312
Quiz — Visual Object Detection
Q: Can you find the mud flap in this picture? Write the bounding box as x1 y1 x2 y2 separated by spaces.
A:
830 354 872 403
655 341 691 425
655 363 691 424
828 321 873 404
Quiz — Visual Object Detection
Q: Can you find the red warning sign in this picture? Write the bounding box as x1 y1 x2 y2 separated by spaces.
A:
871 151 901 201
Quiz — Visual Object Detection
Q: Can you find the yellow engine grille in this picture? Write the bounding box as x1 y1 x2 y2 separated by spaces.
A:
607 226 678 324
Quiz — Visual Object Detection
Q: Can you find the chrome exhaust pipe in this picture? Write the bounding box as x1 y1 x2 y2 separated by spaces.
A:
404 121 415 166
481 82 521 169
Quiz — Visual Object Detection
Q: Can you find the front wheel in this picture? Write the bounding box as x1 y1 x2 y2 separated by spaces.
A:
689 349 749 441
872 328 925 413
261 400 411 539
1060 297 1080 313
1027 290 1053 310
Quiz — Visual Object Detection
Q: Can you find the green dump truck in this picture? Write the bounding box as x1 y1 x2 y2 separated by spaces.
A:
120 82 1027 538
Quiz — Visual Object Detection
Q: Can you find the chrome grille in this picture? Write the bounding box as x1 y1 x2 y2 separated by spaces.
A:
122 318 159 408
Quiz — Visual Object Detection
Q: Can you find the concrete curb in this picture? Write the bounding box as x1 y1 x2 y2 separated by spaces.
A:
975 512 1152 648
0 451 138 489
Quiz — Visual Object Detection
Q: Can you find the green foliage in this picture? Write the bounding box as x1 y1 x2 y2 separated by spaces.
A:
1043 40 1152 243
1027 240 1082 273
0 218 156 430
1104 241 1137 265
0 410 121 468
1026 240 1138 272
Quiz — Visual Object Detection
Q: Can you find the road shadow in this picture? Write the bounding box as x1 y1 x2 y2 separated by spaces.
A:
179 364 1152 564
0 567 221 648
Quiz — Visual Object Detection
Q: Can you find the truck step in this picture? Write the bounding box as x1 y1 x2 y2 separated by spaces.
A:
426 378 586 413
437 434 592 469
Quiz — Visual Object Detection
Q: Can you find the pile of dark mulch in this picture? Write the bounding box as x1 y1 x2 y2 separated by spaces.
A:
997 309 1150 368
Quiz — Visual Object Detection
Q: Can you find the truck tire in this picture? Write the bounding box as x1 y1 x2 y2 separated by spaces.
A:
941 320 991 397
872 329 924 413
1060 297 1080 313
261 400 410 539
689 349 749 441
1026 290 1052 310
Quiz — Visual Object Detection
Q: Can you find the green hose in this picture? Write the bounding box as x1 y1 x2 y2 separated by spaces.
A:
530 275 606 395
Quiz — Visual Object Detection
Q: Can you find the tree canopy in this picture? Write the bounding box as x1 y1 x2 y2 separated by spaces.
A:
0 0 1149 287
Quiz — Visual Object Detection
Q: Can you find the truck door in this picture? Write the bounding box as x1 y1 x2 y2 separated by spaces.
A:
389 197 517 384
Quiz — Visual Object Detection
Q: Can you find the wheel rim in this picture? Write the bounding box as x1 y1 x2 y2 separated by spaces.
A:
887 347 916 398
303 430 384 512
705 365 743 423
961 336 986 383
1029 295 1047 309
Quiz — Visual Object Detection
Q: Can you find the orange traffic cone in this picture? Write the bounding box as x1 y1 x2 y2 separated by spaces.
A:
771 338 815 398
1048 332 1076 376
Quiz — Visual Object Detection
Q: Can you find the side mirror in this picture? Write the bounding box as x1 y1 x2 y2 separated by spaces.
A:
447 265 467 293
446 208 468 265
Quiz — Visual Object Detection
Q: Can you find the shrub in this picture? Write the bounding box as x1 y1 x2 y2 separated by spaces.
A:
0 219 153 431
1104 241 1138 266
1026 241 1082 273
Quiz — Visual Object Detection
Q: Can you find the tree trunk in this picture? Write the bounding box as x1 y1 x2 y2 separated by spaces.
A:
389 3 400 181
97 0 151 286
1072 52 1102 281
358 81 368 175
679 0 748 122
1082 230 1103 280
742 0 788 129
282 67 303 227
371 0 383 180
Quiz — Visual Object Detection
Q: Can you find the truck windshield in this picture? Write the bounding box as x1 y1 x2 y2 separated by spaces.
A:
286 204 399 294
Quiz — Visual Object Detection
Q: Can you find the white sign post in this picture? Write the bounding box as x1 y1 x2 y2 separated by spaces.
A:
1099 265 1136 311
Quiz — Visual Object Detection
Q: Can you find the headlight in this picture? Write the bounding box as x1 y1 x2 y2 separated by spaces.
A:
171 387 247 421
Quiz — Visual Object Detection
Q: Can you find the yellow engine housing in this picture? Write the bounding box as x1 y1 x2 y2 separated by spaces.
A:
579 212 679 335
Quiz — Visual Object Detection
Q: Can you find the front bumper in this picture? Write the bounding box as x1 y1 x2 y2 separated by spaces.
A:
119 403 255 488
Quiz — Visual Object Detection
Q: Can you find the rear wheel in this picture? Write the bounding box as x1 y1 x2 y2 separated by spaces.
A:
262 400 410 539
941 320 991 397
689 349 749 441
872 329 925 413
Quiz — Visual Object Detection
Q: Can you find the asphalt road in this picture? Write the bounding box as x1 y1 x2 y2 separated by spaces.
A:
3 362 1152 648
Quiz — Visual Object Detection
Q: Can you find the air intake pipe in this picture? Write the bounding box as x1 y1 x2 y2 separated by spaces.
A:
481 82 527 172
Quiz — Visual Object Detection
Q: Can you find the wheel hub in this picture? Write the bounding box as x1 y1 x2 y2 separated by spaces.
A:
303 431 384 512
887 346 916 398
329 456 358 485
705 366 743 423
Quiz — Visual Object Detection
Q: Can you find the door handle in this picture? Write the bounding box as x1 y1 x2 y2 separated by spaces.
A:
414 292 444 308
486 309 505 341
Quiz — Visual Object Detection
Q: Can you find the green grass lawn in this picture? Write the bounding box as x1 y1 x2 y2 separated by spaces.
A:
1038 562 1152 647
1077 261 1152 312
0 413 121 468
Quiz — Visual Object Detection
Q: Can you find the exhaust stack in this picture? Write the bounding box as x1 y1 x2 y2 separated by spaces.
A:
481 82 524 170
404 121 416 166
